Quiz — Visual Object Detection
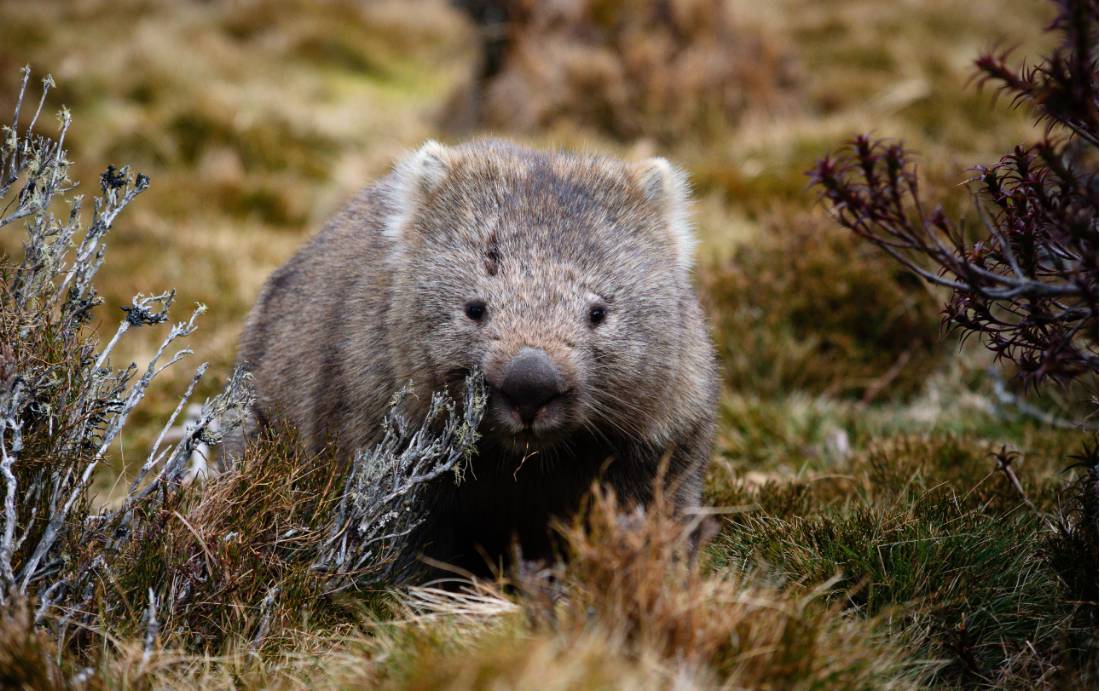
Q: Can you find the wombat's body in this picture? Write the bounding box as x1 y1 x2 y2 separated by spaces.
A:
230 140 718 578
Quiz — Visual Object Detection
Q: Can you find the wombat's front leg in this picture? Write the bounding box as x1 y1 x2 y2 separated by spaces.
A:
600 424 715 550
604 421 713 513
667 426 721 553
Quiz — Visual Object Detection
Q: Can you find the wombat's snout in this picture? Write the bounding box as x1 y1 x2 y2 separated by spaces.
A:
496 347 566 428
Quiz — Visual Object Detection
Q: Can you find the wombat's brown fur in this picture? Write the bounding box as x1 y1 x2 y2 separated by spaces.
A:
230 139 718 578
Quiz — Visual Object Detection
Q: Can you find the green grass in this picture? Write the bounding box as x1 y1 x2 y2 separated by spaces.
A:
711 433 1096 687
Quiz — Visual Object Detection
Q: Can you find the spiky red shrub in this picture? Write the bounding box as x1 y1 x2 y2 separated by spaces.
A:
810 0 1097 390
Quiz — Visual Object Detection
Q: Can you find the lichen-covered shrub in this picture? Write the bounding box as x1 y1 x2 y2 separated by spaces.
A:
0 68 484 678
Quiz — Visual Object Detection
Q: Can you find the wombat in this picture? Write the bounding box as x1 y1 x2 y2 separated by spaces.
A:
229 139 718 578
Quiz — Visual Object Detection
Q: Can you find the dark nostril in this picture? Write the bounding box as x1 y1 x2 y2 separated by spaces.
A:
499 347 563 424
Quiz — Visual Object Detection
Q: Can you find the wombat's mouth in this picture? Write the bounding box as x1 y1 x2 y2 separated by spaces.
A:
496 425 572 457
485 387 576 451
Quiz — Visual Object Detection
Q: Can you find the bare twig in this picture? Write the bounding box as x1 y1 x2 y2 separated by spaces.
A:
0 417 22 597
250 586 280 654
141 588 158 669
993 447 1056 531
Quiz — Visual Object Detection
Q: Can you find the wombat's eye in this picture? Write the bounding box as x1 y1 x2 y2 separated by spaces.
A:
464 300 487 322
588 304 607 326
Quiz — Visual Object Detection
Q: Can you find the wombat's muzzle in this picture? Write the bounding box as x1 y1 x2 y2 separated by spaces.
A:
494 347 568 430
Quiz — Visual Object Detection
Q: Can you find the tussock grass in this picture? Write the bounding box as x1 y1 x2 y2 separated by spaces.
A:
0 600 65 690
95 427 343 653
702 215 945 401
374 489 922 690
713 434 1098 687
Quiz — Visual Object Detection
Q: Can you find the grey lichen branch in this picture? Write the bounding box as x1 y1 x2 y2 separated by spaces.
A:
317 372 486 590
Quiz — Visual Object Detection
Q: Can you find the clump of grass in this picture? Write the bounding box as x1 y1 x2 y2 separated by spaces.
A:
547 490 913 686
701 215 945 400
0 600 65 691
716 434 1098 687
78 427 343 655
1043 446 1098 661
447 0 797 142
380 487 922 689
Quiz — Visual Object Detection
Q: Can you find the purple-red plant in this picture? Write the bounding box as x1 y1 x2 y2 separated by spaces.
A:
810 0 1097 388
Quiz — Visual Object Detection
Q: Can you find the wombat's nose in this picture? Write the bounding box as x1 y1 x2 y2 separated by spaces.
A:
499 347 564 425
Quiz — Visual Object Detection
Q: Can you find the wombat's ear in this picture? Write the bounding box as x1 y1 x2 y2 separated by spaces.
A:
632 157 696 274
385 140 453 241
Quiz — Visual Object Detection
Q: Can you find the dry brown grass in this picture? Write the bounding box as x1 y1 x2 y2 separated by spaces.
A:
374 487 922 689
702 214 945 401
0 601 66 691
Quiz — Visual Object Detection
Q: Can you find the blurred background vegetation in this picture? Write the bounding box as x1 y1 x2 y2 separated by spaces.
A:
0 0 1063 477
0 0 1094 686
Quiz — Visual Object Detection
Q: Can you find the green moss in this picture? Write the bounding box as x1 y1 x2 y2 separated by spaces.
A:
291 32 390 76
167 108 335 176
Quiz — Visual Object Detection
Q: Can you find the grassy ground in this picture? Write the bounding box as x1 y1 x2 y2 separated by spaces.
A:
0 0 1094 687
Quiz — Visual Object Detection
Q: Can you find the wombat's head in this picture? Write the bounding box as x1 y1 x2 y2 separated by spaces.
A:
384 140 696 454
